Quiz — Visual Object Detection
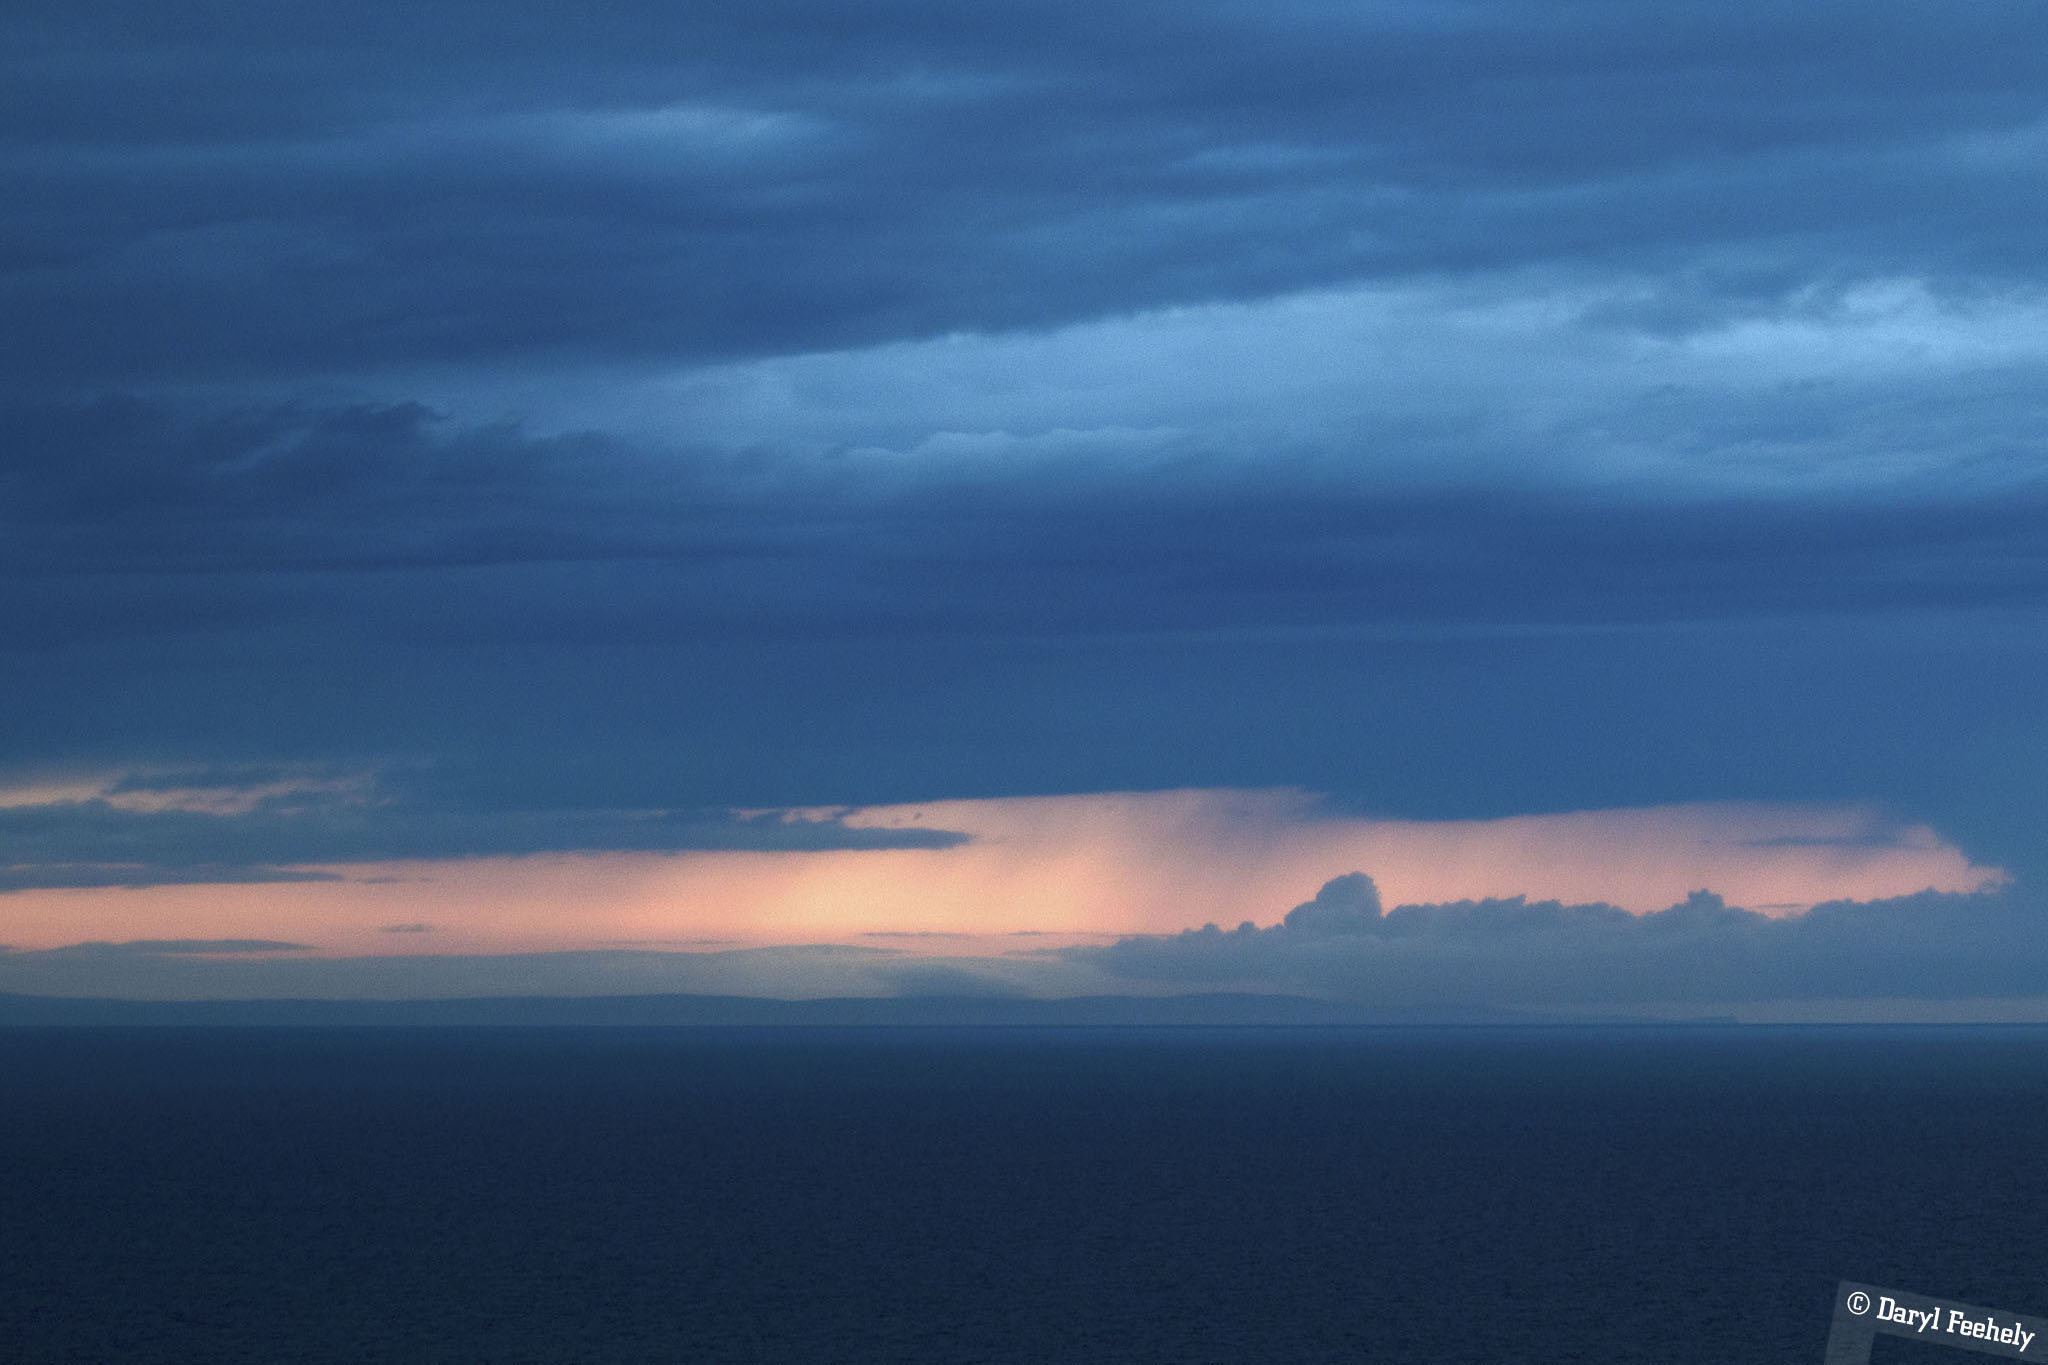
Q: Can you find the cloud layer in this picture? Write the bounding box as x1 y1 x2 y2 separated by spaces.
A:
9 1 2048 387
1082 873 2048 1010
4 0 2046 948
0 767 964 891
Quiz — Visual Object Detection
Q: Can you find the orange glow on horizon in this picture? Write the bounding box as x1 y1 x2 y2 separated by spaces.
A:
0 791 2003 955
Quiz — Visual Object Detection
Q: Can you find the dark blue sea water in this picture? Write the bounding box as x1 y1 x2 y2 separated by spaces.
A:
1 1026 2044 1363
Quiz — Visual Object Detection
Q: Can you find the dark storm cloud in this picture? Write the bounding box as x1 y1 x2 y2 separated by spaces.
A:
1079 874 2048 1006
6 0 2048 907
0 785 967 891
3 384 2045 886
0 396 707 576
5 1 2047 386
7 395 2047 641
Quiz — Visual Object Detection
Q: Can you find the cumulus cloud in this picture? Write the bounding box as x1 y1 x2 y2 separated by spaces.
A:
1278 871 1385 935
1079 873 2048 1008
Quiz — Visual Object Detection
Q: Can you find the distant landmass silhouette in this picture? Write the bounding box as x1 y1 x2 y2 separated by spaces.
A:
0 992 1689 1027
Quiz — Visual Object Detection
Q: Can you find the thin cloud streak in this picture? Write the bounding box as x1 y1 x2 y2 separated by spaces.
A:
0 766 969 892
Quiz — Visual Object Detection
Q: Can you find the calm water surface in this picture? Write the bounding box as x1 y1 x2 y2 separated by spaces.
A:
1 1026 2043 1363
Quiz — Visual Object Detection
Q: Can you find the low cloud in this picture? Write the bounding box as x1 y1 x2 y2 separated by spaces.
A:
0 773 969 891
24 939 316 957
0 863 343 892
1078 873 2048 1008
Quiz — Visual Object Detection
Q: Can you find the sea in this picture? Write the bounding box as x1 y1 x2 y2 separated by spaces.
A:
1 1025 2043 1363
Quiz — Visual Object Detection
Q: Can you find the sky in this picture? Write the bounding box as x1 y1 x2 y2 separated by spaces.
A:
4 0 2047 1017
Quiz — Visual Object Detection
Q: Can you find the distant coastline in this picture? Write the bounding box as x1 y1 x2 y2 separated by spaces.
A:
0 991 1719 1028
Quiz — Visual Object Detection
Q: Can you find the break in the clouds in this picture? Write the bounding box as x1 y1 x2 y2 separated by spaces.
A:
0 791 1999 969
4 0 2047 999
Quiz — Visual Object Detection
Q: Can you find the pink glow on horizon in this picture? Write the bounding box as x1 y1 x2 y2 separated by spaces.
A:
827 790 2000 928
0 791 2002 955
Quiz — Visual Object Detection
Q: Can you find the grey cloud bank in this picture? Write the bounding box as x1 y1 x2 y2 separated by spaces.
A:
1081 874 2048 1010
